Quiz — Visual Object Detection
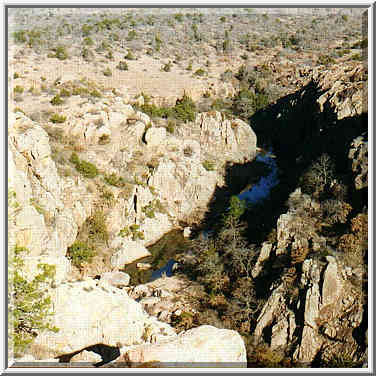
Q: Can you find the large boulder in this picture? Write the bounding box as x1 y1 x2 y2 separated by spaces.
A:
110 238 151 268
99 272 130 288
119 325 247 366
33 278 175 355
145 127 167 147
194 111 257 162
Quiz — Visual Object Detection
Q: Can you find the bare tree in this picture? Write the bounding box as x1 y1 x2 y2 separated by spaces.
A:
303 153 335 195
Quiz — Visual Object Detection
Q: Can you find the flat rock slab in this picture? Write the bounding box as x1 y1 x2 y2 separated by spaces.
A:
118 325 247 367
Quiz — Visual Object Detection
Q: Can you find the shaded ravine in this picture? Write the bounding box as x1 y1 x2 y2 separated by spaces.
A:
123 149 279 286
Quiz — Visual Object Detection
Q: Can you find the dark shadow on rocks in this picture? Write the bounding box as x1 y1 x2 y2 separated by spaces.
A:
191 78 367 296
56 343 120 367
190 159 271 239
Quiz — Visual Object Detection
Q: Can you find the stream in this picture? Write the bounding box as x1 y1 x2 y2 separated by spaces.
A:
123 150 279 285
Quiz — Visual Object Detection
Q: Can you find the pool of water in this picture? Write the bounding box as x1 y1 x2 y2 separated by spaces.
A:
237 150 279 204
121 230 191 285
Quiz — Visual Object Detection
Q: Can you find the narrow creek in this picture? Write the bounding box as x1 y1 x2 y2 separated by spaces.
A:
123 150 280 286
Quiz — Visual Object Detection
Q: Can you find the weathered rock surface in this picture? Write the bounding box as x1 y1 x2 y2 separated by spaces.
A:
99 272 130 288
70 350 102 363
252 242 273 278
119 325 247 366
315 65 366 120
252 185 365 365
144 127 166 147
126 276 204 325
275 189 325 258
348 135 368 190
190 111 257 162
33 278 176 355
110 239 151 268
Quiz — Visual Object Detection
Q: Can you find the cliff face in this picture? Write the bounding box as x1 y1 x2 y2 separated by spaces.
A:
246 61 368 366
252 190 366 364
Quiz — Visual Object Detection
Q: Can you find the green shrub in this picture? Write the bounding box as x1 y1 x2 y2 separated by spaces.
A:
350 53 363 61
173 93 197 122
139 103 172 119
142 205 155 219
104 172 125 187
211 98 227 111
119 224 144 240
124 50 136 60
52 46 68 60
138 93 196 123
50 94 64 105
341 14 348 22
9 246 59 357
50 113 66 123
59 88 71 97
72 86 89 96
100 188 115 205
232 88 270 118
13 30 27 44
83 37 94 46
117 61 128 71
119 226 131 238
70 153 98 178
90 89 102 98
87 210 109 243
67 240 96 267
81 47 94 61
162 62 172 72
13 72 20 79
220 16 226 22
82 24 93 37
98 134 111 144
186 62 192 71
76 160 98 178
69 152 80 165
194 68 205 77
174 13 184 22
166 120 175 134
317 54 336 66
105 50 114 60
202 160 215 171
127 30 137 41
13 86 24 95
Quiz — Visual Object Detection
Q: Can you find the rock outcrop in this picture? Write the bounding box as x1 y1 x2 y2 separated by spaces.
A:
118 325 247 367
110 239 151 268
33 278 177 356
252 188 365 365
348 135 368 190
315 65 366 120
